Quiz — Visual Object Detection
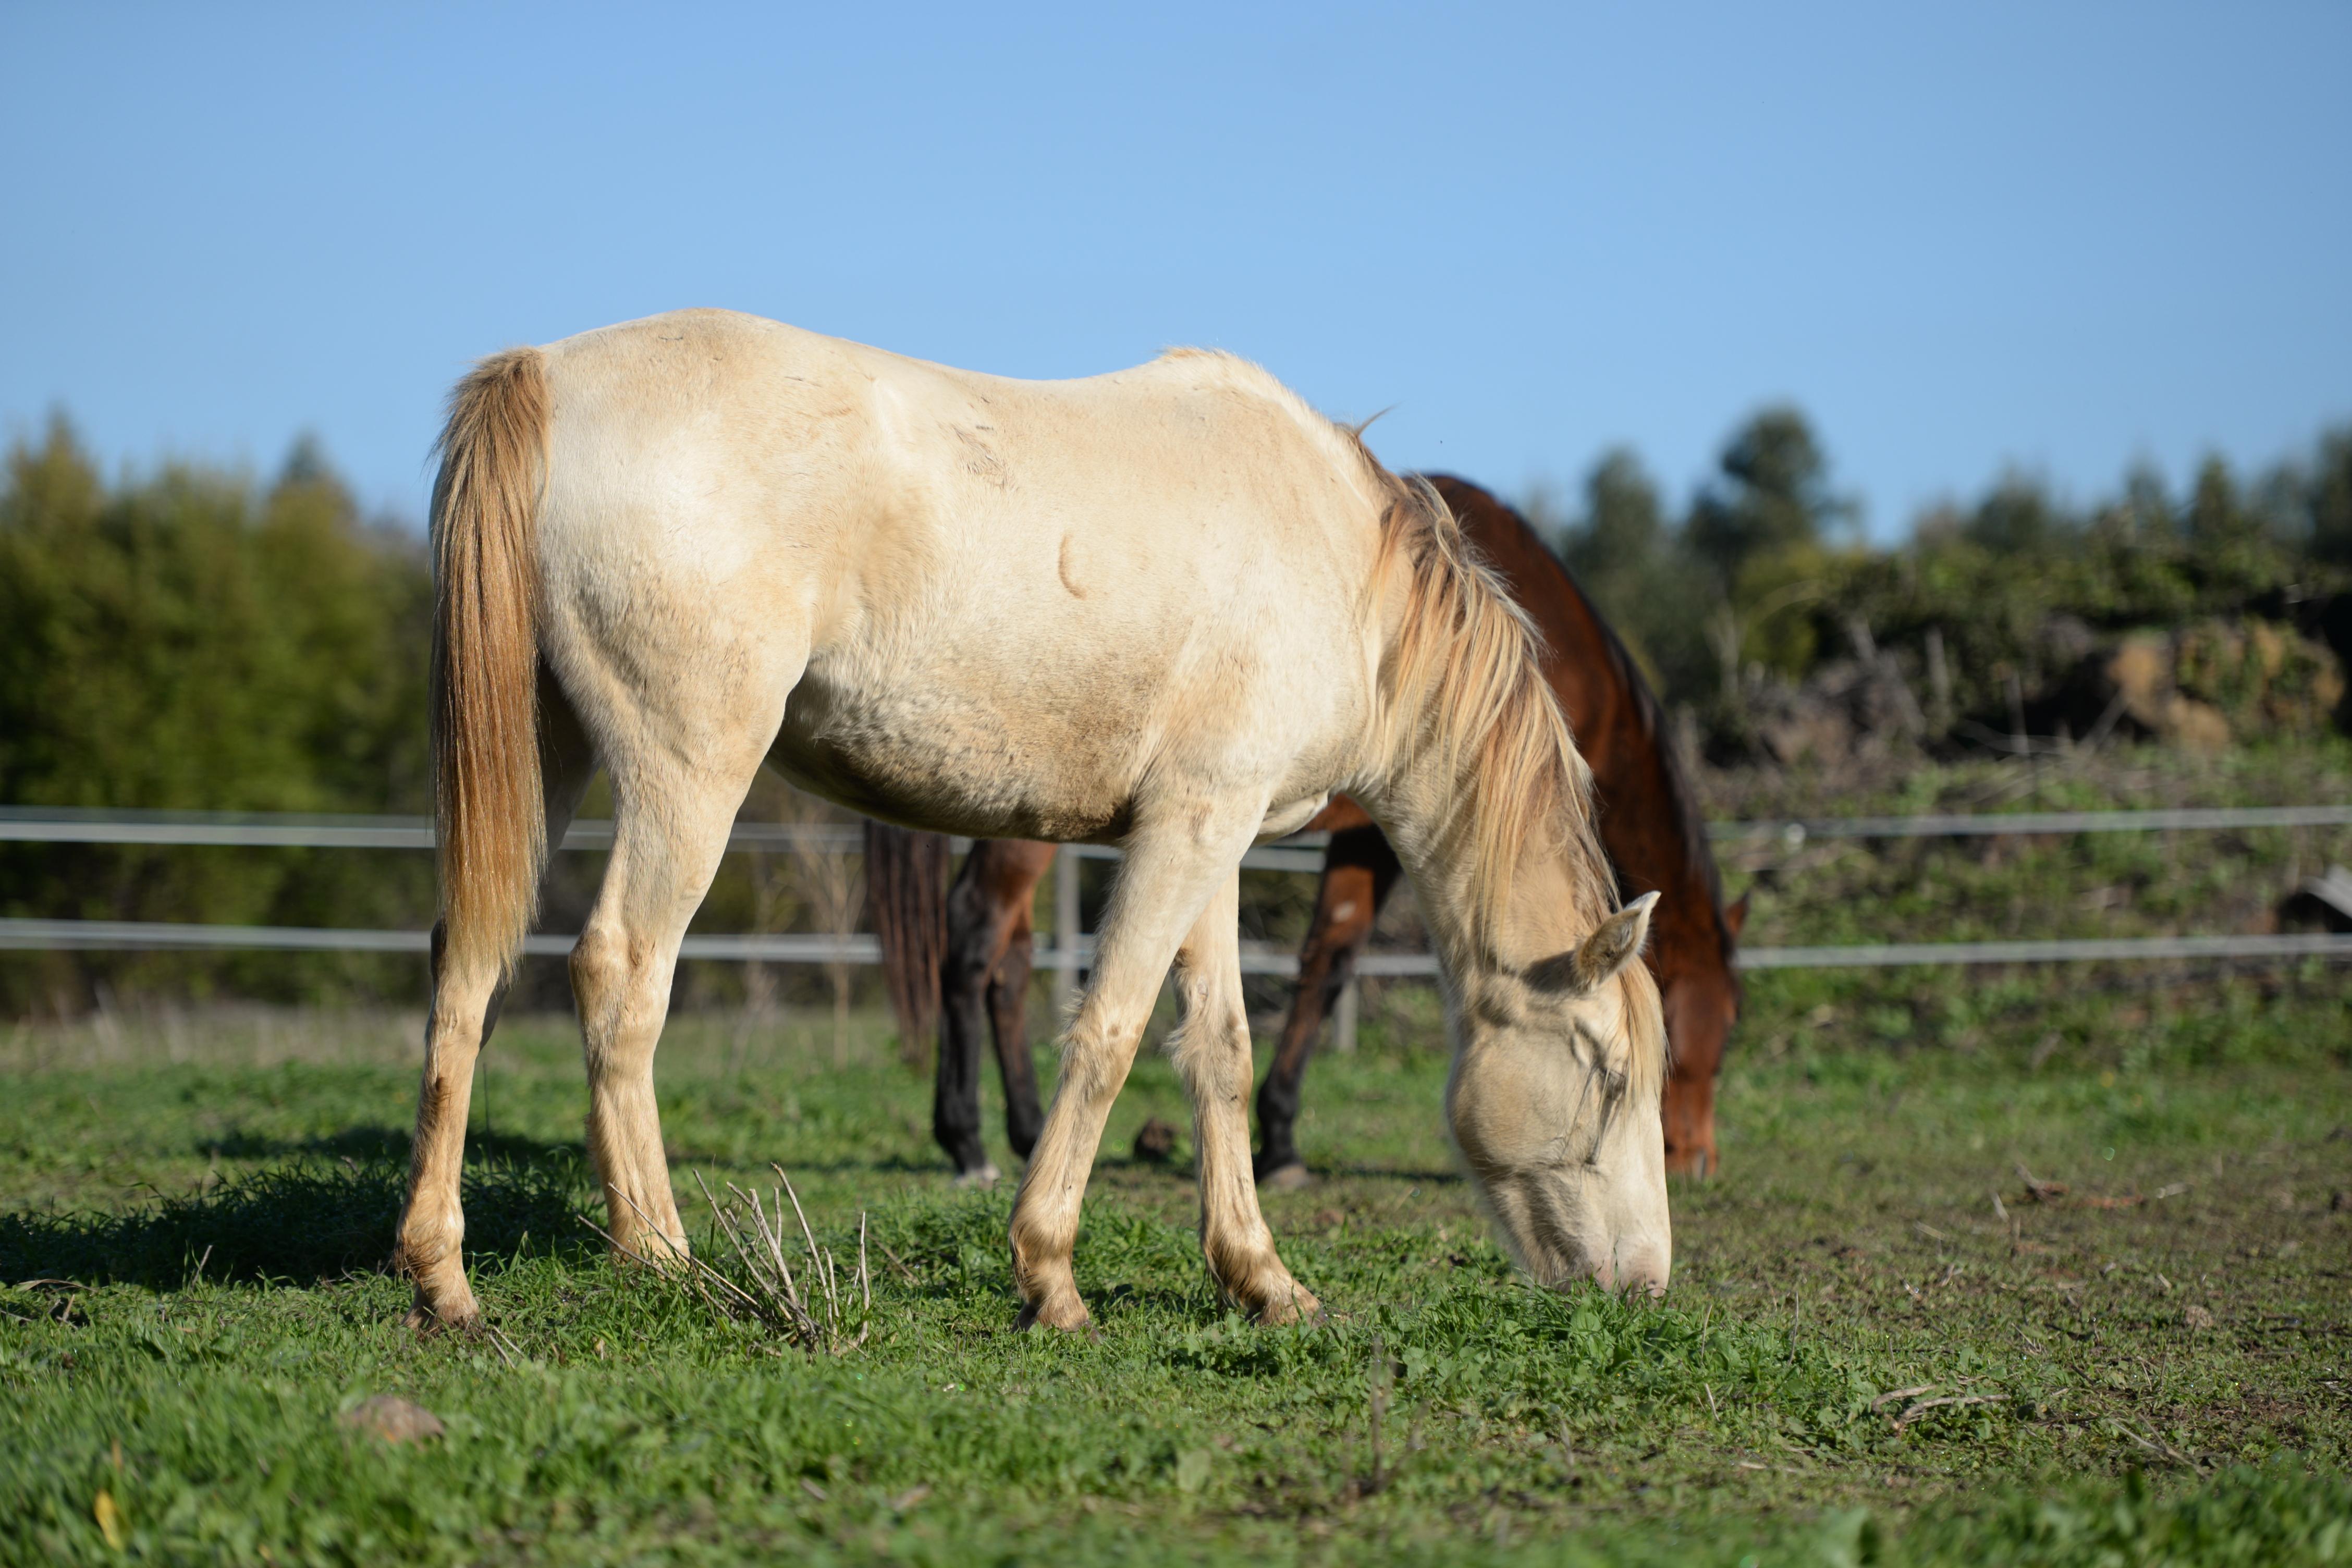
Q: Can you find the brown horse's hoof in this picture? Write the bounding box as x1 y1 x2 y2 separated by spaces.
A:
1258 1162 1313 1192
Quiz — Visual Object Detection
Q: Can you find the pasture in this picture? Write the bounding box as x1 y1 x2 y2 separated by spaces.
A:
5 750 2351 1565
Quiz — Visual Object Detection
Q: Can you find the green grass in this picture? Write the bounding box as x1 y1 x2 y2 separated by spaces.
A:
3 961 2347 1565
6 742 2351 1563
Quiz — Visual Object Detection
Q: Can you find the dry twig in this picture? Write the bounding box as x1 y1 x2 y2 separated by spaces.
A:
583 1167 873 1356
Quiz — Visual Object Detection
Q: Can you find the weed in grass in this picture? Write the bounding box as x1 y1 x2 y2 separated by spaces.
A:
594 1166 875 1356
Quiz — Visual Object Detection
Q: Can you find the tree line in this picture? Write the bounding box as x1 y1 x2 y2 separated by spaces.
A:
1540 410 2351 752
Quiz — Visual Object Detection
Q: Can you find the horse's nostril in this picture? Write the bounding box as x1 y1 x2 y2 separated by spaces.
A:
1615 1240 1671 1297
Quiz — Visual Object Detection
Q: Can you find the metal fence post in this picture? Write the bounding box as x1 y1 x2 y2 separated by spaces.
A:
1333 975 1360 1055
1052 848 1081 1015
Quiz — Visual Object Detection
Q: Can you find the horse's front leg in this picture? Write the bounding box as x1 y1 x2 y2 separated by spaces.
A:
1173 872 1320 1323
935 840 1052 1182
1008 811 1257 1332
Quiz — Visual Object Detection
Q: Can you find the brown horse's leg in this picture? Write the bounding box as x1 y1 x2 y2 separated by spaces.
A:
988 895 1046 1159
1253 824 1403 1186
935 841 1056 1181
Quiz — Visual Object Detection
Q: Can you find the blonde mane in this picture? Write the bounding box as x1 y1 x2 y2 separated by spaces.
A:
1357 457 1609 924
1352 451 1664 1101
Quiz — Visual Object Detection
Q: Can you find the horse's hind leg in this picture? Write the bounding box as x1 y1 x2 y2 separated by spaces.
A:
935 840 1054 1180
1172 872 1319 1323
572 719 781 1263
398 684 596 1329
987 891 1045 1160
1253 824 1402 1185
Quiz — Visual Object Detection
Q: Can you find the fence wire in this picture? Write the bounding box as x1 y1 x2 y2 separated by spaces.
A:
4 805 2348 973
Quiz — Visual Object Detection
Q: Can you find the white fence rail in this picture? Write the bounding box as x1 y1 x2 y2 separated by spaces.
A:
10 802 2351 851
4 805 2349 974
1712 804 2352 845
0 808 1329 873
7 916 2349 973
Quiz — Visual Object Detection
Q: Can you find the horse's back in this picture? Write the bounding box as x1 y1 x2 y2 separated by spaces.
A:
528 310 1378 844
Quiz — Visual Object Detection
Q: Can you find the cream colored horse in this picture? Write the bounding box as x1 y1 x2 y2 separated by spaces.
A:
397 308 1671 1332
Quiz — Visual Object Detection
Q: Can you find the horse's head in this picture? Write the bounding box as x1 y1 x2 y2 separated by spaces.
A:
1446 892 1672 1295
1659 890 1746 1178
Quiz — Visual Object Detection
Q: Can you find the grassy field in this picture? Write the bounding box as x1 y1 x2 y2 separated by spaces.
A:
4 746 2350 1564
3 965 2347 1566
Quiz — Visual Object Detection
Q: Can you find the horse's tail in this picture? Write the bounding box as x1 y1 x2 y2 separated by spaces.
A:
863 822 950 1058
430 346 552 979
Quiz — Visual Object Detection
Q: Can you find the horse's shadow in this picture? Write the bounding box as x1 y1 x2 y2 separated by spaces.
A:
201 1125 580 1170
2 1128 596 1293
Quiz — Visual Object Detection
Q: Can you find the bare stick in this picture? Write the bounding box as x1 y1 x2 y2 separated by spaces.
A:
1872 1385 1938 1411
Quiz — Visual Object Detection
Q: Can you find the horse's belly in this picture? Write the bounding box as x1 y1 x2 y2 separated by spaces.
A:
766 660 1148 843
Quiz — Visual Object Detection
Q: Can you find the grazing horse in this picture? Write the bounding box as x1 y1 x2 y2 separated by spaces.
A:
398 310 1670 1333
871 476 1745 1186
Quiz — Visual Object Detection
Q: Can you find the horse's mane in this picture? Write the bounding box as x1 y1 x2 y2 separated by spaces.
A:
1145 350 1662 1099
1356 459 1664 1104
1354 456 1615 940
1500 494 1735 967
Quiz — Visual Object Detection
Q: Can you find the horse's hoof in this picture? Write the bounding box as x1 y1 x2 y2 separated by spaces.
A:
402 1299 478 1336
1258 1162 1313 1192
1013 1292 1091 1334
1252 1285 1324 1326
954 1162 1001 1190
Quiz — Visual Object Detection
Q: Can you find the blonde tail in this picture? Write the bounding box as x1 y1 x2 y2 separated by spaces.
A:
430 347 550 978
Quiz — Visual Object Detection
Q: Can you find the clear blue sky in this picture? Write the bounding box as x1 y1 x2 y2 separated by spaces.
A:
4 3 2346 536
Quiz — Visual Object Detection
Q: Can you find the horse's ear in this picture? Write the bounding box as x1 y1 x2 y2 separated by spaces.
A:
1723 892 1750 942
1528 891 1658 996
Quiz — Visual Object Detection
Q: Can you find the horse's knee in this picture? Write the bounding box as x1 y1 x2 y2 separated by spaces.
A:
571 926 661 1050
942 918 1003 1000
1171 1006 1252 1101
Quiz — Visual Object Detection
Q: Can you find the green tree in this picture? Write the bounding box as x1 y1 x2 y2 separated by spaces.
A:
0 419 434 1010
1963 474 2078 556
1685 406 1852 584
1554 448 1713 701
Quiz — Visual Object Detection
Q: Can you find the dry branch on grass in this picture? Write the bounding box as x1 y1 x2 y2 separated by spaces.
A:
585 1165 871 1355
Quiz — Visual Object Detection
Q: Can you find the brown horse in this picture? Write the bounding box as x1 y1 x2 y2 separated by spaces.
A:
869 475 1743 1184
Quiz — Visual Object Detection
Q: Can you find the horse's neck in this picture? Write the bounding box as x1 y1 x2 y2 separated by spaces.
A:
1360 760 1589 982
1471 509 1726 958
